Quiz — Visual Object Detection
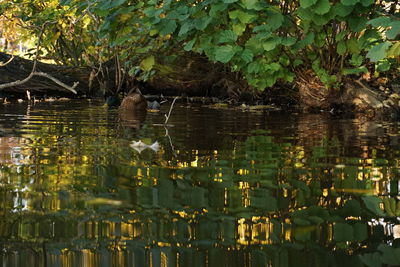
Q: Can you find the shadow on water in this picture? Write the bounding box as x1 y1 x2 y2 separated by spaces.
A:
0 100 400 266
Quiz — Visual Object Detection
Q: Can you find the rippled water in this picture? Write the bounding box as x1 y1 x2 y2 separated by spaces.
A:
0 100 400 267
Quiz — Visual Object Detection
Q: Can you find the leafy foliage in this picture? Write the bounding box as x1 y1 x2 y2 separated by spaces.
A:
1 0 399 92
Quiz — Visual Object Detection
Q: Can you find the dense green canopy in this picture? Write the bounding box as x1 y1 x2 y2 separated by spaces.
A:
0 0 399 101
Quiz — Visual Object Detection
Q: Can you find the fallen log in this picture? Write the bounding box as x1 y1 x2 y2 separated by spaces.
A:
0 52 91 96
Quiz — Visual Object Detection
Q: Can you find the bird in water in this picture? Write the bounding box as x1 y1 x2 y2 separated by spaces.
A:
104 95 120 107
147 100 161 110
118 87 147 111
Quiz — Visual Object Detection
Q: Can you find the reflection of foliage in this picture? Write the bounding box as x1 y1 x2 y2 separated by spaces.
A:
1 106 400 266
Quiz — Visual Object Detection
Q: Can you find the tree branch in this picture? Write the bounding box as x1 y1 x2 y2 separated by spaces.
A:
0 55 14 67
164 97 179 124
0 21 78 94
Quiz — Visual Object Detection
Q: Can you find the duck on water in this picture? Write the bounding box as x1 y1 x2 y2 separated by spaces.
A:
105 88 161 111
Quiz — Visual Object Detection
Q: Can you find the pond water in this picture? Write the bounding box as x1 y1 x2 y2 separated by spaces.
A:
0 100 399 267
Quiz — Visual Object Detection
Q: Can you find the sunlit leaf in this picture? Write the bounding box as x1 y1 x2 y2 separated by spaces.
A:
366 42 392 62
388 42 400 57
140 56 155 71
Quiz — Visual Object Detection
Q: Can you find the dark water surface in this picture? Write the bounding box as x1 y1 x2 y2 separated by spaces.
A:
0 100 400 267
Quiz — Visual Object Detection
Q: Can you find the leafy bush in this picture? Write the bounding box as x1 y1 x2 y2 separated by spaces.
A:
2 0 400 91
61 0 399 90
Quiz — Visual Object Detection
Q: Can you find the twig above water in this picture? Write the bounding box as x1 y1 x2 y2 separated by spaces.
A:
0 55 14 67
164 96 179 124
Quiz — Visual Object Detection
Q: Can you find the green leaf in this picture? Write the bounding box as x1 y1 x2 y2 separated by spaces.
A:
178 21 193 36
140 56 155 71
362 196 385 216
348 16 368 32
366 42 392 62
336 41 347 56
159 19 177 35
349 54 364 66
109 0 127 8
241 49 254 63
209 3 229 17
300 0 318 9
237 10 257 24
313 13 332 26
314 0 330 15
245 37 264 55
217 30 238 43
368 16 391 27
265 62 281 71
224 0 239 3
293 59 303 66
229 9 256 23
232 23 247 35
195 16 213 30
282 37 297 46
143 7 162 18
241 0 259 9
247 61 262 73
376 60 391 72
341 0 359 6
293 32 315 49
360 0 374 6
215 45 236 63
266 11 284 30
333 3 354 17
335 30 348 41
387 21 400 40
388 42 400 57
183 38 196 51
263 37 281 51
297 8 313 20
347 38 360 54
342 66 367 75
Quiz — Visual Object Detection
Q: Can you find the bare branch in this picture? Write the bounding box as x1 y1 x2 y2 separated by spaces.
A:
0 21 79 94
33 72 78 94
0 71 35 89
164 97 179 124
0 55 14 67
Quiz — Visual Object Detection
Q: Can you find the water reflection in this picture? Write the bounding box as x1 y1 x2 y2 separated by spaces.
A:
0 101 399 266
